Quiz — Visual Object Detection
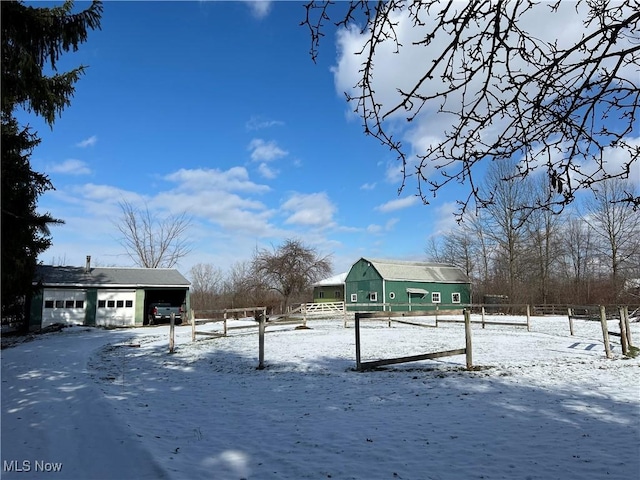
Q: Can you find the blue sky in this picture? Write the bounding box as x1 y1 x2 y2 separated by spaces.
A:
21 1 639 278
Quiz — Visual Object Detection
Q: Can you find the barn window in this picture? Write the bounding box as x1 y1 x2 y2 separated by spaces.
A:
75 300 84 308
389 292 396 300
451 292 461 303
351 293 357 302
369 292 378 302
44 300 54 309
125 300 133 308
65 300 75 308
334 290 341 299
116 300 124 308
98 300 106 308
107 300 115 308
318 291 325 299
55 300 64 308
432 292 441 303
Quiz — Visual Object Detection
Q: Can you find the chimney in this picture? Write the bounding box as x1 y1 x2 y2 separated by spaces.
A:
85 255 91 273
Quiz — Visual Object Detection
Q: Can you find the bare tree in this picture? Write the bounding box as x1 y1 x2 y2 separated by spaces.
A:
252 239 332 313
115 200 192 268
481 160 530 301
559 215 595 303
303 1 639 215
523 177 563 303
189 263 224 310
583 178 640 301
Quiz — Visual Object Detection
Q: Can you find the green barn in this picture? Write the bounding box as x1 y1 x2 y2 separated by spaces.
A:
345 258 471 312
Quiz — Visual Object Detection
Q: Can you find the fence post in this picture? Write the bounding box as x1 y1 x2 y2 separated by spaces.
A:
567 307 574 336
623 306 633 347
355 313 362 371
526 304 531 332
481 306 486 329
223 311 228 336
302 303 307 327
343 302 348 328
169 313 175 354
191 309 196 342
435 304 439 327
257 313 265 370
618 306 629 356
599 305 612 359
464 309 473 370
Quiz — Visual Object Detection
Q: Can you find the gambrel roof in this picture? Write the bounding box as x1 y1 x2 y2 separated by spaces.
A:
34 266 190 288
360 258 469 283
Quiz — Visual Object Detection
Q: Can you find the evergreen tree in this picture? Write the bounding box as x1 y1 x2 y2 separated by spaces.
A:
1 1 102 328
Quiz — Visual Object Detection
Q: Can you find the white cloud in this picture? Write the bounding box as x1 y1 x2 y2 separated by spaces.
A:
367 218 399 234
246 115 284 130
165 167 270 194
281 192 336 227
248 139 288 162
246 1 271 19
375 196 419 213
49 159 92 175
360 182 376 190
75 135 97 148
258 162 278 179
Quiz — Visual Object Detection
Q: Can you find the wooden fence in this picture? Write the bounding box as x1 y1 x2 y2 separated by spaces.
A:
344 303 531 330
190 306 307 369
567 305 634 358
354 309 473 371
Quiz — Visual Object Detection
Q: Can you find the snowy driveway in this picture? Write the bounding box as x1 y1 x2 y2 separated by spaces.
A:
1 327 169 479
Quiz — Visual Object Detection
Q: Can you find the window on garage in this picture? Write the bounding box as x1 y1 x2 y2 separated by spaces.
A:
45 300 54 308
107 300 115 308
55 300 64 308
75 300 84 308
125 300 133 308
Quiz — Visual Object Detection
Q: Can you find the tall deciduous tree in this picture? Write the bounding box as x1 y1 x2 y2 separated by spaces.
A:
583 178 640 301
1 1 102 327
252 239 332 313
115 200 192 269
303 0 639 215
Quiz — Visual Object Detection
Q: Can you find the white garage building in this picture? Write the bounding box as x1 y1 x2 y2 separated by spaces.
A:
31 261 190 330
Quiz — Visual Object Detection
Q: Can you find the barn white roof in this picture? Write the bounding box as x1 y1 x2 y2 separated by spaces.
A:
313 272 348 286
362 258 469 283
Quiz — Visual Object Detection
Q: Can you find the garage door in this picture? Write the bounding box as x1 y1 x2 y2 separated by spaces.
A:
96 290 136 327
42 289 87 327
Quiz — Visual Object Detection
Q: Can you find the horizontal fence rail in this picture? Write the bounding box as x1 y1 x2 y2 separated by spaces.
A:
354 310 473 371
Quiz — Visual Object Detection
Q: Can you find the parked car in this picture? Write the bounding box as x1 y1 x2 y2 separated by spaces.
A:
147 303 183 325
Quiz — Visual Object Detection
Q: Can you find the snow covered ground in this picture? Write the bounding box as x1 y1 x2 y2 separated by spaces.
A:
2 314 639 480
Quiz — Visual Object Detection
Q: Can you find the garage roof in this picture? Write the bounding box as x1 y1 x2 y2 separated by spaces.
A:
362 258 469 283
34 266 190 288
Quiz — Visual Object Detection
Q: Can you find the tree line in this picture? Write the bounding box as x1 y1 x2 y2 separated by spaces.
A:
189 239 332 315
427 162 639 306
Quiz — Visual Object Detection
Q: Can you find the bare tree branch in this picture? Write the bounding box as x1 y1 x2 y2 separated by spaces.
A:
115 200 192 268
303 0 639 217
252 239 332 312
